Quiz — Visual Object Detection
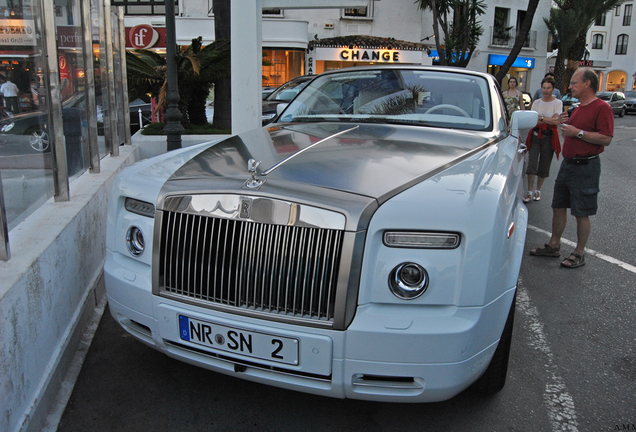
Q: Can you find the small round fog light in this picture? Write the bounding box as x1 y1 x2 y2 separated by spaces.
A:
389 262 429 299
126 226 145 256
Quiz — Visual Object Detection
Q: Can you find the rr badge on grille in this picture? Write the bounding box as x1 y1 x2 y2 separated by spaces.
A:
239 197 252 219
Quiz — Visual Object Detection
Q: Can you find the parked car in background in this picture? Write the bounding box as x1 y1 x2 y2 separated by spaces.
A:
596 91 626 117
262 87 278 100
622 90 636 114
0 93 86 153
104 65 537 403
561 92 580 116
262 75 314 125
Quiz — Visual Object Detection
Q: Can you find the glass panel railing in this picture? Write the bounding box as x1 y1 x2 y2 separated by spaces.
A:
0 2 56 230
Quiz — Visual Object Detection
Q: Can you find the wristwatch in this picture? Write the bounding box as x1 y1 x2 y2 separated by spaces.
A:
577 130 585 139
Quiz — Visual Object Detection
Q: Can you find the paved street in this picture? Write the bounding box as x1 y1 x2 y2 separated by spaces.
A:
57 114 636 432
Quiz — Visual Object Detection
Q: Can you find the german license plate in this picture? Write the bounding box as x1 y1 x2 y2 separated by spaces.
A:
178 315 299 365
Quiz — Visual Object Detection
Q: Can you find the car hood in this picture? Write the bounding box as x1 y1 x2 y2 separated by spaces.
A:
163 122 497 204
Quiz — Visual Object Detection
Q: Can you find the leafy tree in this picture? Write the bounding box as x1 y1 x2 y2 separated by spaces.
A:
494 0 540 87
126 37 229 128
546 0 624 93
416 0 486 67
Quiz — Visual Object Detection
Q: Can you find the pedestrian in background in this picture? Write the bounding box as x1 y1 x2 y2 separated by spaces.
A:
523 76 563 203
533 72 562 101
1 75 20 114
530 68 613 269
502 77 525 117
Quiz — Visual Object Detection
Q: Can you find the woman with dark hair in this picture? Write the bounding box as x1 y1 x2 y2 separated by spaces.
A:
502 76 525 117
523 76 563 203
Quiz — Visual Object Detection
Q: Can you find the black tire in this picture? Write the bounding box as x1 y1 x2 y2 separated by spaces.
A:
472 293 516 394
619 107 625 118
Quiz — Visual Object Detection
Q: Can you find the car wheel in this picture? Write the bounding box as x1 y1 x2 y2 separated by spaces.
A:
27 128 49 152
619 107 625 118
472 293 516 394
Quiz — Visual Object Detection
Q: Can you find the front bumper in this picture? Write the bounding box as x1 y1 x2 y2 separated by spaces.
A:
105 250 514 402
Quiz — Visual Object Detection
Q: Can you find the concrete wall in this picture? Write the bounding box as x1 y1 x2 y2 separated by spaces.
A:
0 145 138 432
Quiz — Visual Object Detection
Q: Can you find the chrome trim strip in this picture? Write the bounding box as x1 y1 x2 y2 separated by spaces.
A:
159 291 335 329
163 194 345 230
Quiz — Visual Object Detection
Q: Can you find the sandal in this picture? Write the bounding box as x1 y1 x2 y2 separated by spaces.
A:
561 253 585 269
530 243 561 257
533 190 541 201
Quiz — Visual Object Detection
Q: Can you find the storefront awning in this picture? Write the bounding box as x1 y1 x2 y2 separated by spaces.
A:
0 49 37 58
427 50 469 61
309 35 428 51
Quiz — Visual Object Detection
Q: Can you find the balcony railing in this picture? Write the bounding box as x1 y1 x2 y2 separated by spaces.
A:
489 27 537 50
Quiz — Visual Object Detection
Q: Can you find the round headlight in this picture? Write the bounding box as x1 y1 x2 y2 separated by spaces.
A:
126 226 145 256
389 262 429 300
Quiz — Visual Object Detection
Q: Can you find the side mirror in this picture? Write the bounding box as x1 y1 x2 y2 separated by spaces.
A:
276 103 288 116
510 110 538 138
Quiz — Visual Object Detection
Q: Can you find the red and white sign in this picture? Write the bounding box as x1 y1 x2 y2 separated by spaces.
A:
128 24 160 49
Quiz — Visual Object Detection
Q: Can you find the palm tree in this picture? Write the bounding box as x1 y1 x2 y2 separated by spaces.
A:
126 37 230 128
416 0 486 67
546 0 624 93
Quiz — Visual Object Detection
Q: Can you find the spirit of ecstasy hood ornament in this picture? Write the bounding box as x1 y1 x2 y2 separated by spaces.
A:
244 159 264 189
243 125 359 190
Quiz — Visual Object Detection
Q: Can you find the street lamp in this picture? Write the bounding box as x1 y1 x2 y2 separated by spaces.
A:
163 0 183 151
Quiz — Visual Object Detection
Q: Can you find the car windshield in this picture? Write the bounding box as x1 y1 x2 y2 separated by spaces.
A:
266 78 311 102
597 92 612 101
624 91 636 98
277 69 492 131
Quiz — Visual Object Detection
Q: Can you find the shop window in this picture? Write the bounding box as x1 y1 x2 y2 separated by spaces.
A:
263 8 283 17
616 34 629 54
112 0 178 16
624 4 632 26
592 34 604 49
262 49 305 88
492 7 511 46
595 13 606 26
342 1 373 19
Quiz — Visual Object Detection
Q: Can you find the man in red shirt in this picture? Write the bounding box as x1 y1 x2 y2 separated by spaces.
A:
530 67 614 268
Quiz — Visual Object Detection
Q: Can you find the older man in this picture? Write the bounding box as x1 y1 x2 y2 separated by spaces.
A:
530 67 614 268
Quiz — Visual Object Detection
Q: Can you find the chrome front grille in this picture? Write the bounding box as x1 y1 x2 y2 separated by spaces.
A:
158 210 343 323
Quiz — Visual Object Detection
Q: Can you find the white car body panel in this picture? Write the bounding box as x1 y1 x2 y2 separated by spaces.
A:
104 66 535 402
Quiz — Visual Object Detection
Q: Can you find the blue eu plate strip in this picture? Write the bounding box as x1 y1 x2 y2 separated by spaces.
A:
179 315 190 341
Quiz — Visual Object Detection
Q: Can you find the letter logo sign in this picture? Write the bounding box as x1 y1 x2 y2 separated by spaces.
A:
129 24 159 49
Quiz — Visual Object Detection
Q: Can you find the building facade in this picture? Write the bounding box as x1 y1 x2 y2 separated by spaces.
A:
120 0 552 94
586 1 635 92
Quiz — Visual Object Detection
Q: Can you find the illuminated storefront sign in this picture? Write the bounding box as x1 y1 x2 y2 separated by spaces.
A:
314 47 423 64
488 54 535 69
127 24 162 49
0 19 36 46
339 49 400 62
